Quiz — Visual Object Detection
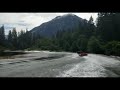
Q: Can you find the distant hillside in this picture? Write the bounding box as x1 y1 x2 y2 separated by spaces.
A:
30 14 88 37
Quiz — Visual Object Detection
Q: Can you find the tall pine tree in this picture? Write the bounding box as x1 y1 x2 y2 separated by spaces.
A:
11 28 18 49
0 25 5 46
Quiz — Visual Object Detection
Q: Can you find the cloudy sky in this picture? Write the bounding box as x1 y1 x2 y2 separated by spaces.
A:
0 13 98 35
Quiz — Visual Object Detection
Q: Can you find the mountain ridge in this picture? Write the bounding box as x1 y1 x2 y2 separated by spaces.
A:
29 14 88 37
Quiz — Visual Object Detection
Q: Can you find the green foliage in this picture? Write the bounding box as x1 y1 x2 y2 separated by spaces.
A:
77 35 88 51
87 36 103 53
97 13 120 42
70 41 78 52
32 38 60 51
104 41 120 56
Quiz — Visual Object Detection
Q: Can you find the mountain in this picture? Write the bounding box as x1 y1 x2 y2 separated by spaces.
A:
30 14 88 37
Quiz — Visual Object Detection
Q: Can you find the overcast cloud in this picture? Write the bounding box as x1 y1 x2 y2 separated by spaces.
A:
0 13 98 35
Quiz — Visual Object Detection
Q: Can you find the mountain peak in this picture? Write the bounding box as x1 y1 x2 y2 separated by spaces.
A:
62 14 81 18
30 14 88 37
63 13 76 17
53 14 80 20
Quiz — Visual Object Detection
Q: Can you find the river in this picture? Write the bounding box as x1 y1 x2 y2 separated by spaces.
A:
0 51 120 77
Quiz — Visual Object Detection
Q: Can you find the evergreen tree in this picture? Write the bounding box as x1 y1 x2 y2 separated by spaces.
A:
96 13 120 42
11 28 18 49
7 30 13 49
88 16 94 24
86 16 95 38
0 25 5 46
8 30 12 42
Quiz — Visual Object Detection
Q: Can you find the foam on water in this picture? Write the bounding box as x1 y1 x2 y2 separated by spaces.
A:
57 54 109 77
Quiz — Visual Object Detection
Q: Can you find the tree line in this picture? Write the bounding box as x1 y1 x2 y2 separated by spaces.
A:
0 13 120 56
0 25 42 52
